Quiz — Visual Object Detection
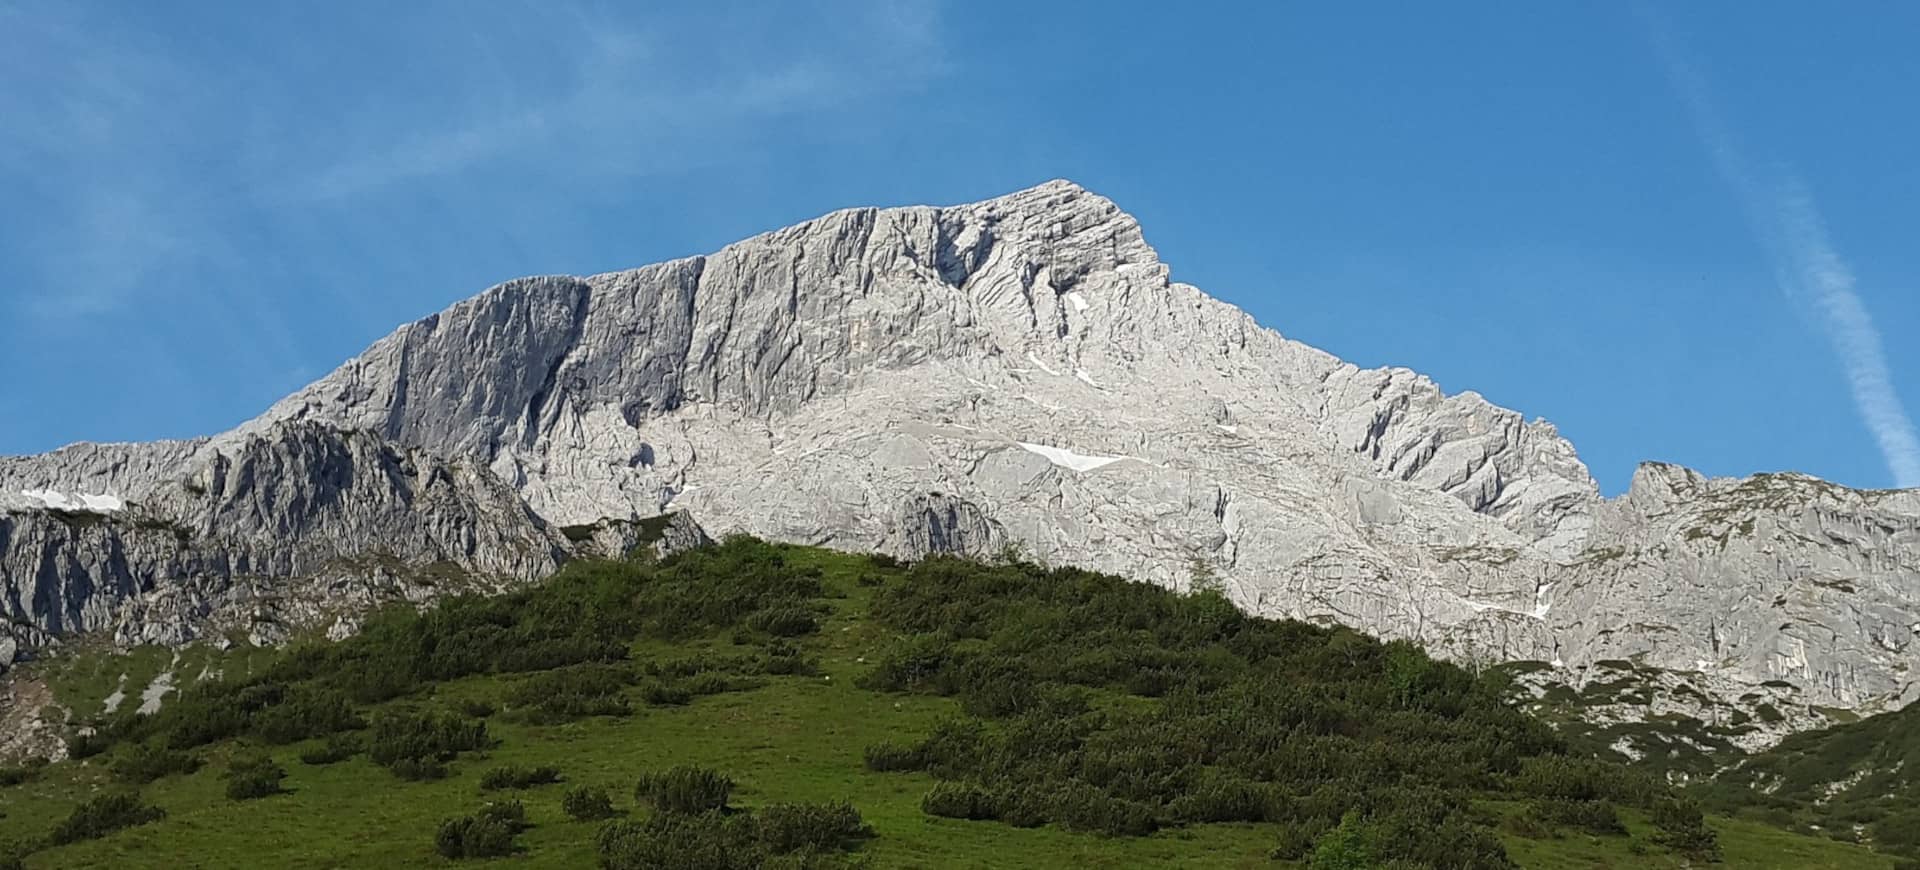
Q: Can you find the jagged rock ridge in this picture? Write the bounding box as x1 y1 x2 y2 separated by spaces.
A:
3 180 1915 748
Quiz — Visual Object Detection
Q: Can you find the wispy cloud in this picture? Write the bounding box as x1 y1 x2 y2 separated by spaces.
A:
1647 16 1920 488
295 1 947 201
1 0 951 321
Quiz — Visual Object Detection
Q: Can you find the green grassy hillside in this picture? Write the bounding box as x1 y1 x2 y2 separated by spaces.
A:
0 539 1895 869
1704 697 1920 865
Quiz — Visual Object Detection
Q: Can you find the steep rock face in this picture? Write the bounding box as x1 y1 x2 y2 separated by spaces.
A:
3 181 1914 747
1552 465 1920 716
0 423 564 660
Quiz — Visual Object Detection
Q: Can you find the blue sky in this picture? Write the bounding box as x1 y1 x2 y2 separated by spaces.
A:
3 1 1916 495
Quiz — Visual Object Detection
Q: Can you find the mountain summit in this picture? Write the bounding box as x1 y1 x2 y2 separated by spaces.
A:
4 181 1917 748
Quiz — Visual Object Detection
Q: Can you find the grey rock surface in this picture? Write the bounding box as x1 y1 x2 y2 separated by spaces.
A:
1 422 565 662
3 180 1914 748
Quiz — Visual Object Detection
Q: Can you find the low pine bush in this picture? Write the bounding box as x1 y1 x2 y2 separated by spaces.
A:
480 765 561 791
366 709 488 776
1524 798 1626 835
753 801 872 852
111 742 201 784
562 785 617 821
49 792 165 845
435 801 527 859
862 741 924 772
299 733 361 765
224 755 287 801
634 766 732 814
921 782 996 821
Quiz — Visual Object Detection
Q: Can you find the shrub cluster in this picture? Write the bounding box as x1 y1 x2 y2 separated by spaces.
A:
435 800 527 860
1650 797 1721 861
1522 798 1626 836
224 755 287 801
597 799 870 870
851 555 1709 865
299 733 360 766
562 785 617 821
0 759 46 788
68 537 827 762
480 765 562 791
505 664 633 722
634 766 733 815
49 793 165 846
366 709 489 778
110 742 201 784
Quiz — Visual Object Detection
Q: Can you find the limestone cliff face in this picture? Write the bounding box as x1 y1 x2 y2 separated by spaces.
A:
1 423 565 655
2 181 1914 746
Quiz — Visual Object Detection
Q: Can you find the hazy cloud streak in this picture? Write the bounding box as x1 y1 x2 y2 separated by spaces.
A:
1648 19 1920 488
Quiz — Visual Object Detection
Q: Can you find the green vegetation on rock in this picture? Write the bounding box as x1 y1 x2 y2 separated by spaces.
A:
0 538 1899 868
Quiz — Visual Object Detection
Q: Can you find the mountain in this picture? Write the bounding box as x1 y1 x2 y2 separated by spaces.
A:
3 180 1916 748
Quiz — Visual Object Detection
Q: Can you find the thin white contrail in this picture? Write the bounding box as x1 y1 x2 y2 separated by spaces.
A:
1648 18 1920 489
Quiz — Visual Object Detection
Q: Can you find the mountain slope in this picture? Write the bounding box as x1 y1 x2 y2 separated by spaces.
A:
2 181 1916 747
0 541 1892 869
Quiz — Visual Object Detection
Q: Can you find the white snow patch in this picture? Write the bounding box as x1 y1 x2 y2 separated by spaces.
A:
138 670 175 715
21 489 124 512
1067 291 1089 312
1019 395 1064 412
1461 594 1548 621
1550 658 1565 668
1215 424 1239 435
1018 442 1125 473
1024 352 1060 377
1074 368 1103 389
102 674 128 715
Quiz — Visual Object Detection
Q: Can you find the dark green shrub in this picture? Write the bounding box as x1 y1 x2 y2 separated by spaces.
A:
49 792 165 845
1270 818 1332 860
1650 797 1720 861
856 635 951 692
111 741 201 784
458 699 496 719
505 664 632 721
1512 756 1656 806
752 801 872 852
1308 811 1374 870
562 785 616 821
1524 798 1626 835
745 606 818 637
862 742 924 772
252 686 363 744
634 766 733 814
366 709 488 773
758 642 818 676
65 731 112 760
435 801 526 859
0 766 39 787
642 682 693 707
300 733 361 765
596 813 756 870
390 757 449 781
225 754 287 801
1166 777 1273 824
921 782 996 821
1050 781 1159 837
480 765 561 790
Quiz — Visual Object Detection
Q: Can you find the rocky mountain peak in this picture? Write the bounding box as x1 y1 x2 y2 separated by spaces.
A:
2 182 1915 751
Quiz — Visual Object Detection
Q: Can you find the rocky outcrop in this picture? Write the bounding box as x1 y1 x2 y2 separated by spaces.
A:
0 422 565 662
3 181 1913 747
562 510 712 561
